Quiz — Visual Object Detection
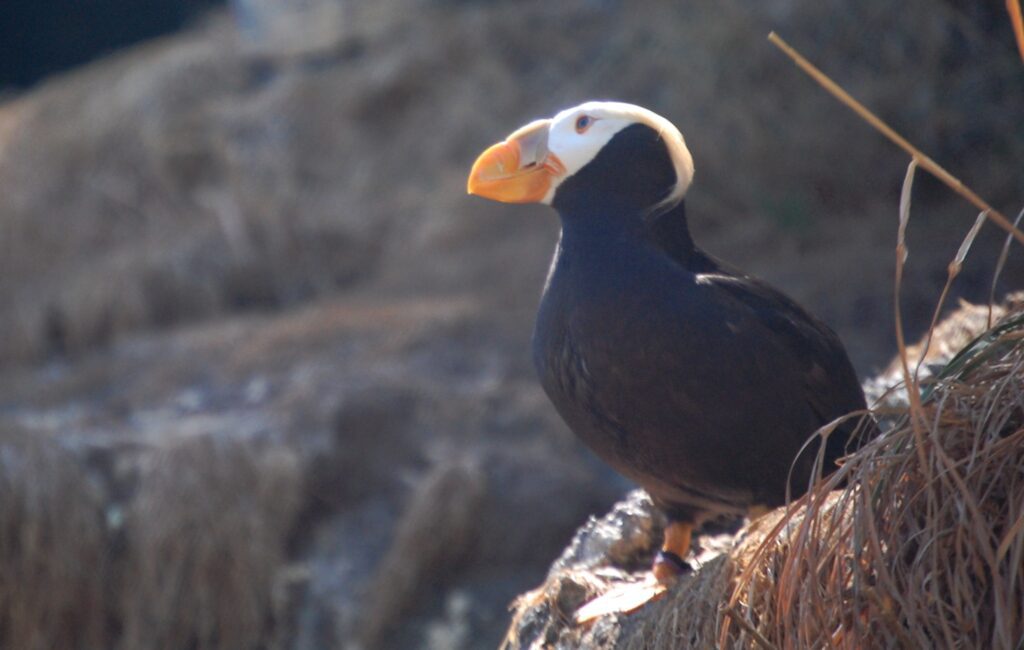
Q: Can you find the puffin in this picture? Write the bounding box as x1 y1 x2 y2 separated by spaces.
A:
467 101 874 616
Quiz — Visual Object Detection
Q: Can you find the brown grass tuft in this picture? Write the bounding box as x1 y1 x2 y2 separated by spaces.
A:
0 427 108 650
720 308 1024 648
118 434 301 650
359 460 487 649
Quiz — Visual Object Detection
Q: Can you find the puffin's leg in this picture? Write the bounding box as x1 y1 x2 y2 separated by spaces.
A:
652 520 693 583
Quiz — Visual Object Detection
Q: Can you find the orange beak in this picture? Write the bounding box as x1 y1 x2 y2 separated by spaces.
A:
467 119 566 204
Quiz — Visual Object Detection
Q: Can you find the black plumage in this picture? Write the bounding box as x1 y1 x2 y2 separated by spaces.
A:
532 122 872 526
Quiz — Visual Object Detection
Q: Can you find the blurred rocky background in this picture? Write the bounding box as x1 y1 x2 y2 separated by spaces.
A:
0 1 1021 648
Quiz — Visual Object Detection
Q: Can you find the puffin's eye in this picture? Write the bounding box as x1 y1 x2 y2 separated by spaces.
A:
575 115 593 133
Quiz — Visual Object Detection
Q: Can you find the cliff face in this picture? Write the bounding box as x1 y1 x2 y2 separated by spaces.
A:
0 1 1021 648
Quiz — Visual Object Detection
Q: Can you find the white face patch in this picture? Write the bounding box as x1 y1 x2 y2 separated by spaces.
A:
540 101 694 208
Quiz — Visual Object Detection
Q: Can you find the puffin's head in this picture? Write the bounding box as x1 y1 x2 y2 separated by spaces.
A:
467 101 694 213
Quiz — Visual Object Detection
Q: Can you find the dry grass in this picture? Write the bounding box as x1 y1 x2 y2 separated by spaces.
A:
118 435 301 650
724 314 1024 648
359 460 487 649
0 427 108 650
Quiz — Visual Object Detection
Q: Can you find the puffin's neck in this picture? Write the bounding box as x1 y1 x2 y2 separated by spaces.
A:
647 200 704 269
554 202 650 273
554 198 705 271
556 203 644 240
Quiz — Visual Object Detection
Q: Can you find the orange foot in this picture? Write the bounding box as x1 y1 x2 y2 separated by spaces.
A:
574 521 693 624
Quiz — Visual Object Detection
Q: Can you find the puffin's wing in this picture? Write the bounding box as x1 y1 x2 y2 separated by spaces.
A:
697 272 872 450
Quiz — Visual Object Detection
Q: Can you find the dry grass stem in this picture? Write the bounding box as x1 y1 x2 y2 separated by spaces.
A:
893 161 929 439
767 32 1024 248
914 210 989 380
1009 0 1024 62
989 207 1024 327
